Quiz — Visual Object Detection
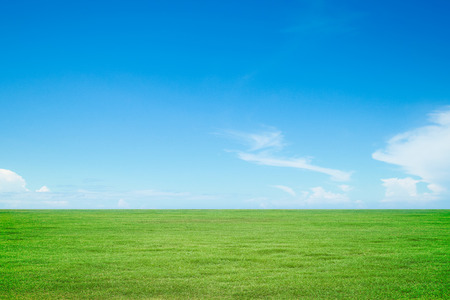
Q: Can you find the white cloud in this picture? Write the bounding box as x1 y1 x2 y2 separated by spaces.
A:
382 177 418 198
272 185 296 196
0 184 218 209
427 183 446 194
249 185 357 208
36 186 50 193
303 186 350 205
239 152 351 181
339 185 353 192
225 128 284 151
430 108 450 125
381 177 437 203
117 199 130 208
373 107 450 187
244 197 270 209
0 169 28 192
225 129 352 181
373 107 450 202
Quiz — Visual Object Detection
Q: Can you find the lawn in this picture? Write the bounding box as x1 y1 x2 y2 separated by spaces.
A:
1 210 449 299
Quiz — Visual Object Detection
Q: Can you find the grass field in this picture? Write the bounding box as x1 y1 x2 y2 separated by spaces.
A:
1 210 449 299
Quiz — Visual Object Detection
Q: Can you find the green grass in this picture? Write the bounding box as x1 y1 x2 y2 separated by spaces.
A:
1 210 449 299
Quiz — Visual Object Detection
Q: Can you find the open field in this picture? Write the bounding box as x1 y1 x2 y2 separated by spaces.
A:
1 210 449 299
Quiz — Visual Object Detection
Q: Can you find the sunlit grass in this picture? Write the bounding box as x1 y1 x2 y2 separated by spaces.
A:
1 210 449 299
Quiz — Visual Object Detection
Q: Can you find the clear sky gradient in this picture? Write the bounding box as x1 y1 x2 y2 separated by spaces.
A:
1 0 449 208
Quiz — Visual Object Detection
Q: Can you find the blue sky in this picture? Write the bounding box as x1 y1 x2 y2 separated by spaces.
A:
1 0 449 209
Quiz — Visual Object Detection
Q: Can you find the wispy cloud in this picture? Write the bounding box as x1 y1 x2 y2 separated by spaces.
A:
272 185 296 196
339 185 353 192
249 185 359 208
0 182 217 209
225 128 352 181
239 152 351 181
0 168 221 209
224 128 284 151
373 107 450 201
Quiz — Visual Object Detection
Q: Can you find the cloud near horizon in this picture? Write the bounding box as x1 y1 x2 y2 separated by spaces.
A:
0 178 217 209
117 199 130 208
303 186 350 205
373 107 450 202
255 185 357 208
380 177 438 203
226 128 352 181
